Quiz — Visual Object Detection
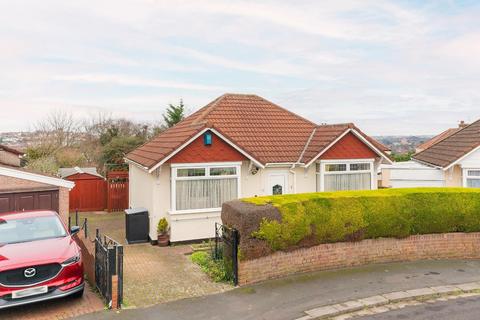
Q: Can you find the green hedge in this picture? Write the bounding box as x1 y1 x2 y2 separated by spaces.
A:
243 188 480 251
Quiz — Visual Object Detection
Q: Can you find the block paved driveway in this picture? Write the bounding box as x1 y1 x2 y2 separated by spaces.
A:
73 211 231 308
0 285 104 320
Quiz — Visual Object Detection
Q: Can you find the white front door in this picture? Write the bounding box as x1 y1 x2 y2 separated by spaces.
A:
267 171 289 195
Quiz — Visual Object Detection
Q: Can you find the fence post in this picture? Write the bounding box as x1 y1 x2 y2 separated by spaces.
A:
68 216 71 230
84 218 88 238
232 229 239 286
214 223 219 259
117 245 123 307
75 209 79 226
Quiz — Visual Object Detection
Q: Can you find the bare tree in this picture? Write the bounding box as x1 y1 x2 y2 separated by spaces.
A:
34 109 80 149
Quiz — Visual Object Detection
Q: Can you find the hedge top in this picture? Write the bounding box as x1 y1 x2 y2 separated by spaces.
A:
243 188 480 207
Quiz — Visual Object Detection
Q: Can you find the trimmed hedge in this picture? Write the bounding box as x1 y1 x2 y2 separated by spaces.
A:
242 188 480 252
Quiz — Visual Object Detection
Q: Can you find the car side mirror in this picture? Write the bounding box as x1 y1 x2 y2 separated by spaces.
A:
70 226 80 235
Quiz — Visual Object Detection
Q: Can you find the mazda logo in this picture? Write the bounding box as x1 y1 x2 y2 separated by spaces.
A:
24 268 36 278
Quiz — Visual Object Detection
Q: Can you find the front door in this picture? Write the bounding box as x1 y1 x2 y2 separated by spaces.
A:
267 172 289 196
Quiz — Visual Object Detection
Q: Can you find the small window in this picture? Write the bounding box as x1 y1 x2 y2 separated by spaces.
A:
350 163 371 171
177 168 206 177
325 164 347 172
467 170 480 177
272 184 283 195
210 167 236 176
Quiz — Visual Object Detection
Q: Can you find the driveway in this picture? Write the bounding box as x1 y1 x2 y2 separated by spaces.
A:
76 259 480 320
72 211 231 308
0 284 104 320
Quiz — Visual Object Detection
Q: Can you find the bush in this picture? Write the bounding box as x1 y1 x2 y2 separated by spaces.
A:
190 251 231 283
244 188 480 252
157 218 168 235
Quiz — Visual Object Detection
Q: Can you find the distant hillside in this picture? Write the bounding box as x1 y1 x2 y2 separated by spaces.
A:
374 135 433 154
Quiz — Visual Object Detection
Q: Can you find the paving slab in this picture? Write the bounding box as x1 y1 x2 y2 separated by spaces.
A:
306 305 341 318
404 287 436 298
431 285 461 294
457 282 480 291
382 291 411 302
358 295 389 307
333 300 364 312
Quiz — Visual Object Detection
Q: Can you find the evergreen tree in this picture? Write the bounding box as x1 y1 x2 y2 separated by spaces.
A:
163 99 185 128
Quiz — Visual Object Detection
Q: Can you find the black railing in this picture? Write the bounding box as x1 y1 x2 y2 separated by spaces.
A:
94 229 123 308
214 223 239 286
69 210 88 238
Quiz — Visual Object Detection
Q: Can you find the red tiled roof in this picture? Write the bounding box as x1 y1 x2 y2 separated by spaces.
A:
126 94 390 169
413 119 480 168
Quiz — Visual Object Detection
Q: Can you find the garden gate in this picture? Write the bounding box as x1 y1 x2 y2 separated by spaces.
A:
107 171 129 212
95 229 123 308
214 223 239 285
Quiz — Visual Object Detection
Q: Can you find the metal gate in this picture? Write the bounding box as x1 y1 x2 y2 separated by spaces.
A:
214 223 239 285
94 229 123 308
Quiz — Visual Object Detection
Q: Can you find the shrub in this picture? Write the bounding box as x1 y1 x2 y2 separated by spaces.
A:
190 251 231 283
157 218 169 235
243 188 480 253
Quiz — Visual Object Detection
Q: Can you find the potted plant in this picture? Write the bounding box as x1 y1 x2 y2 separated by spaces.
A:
157 218 170 247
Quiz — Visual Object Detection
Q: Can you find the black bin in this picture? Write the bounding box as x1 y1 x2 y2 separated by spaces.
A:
125 208 149 244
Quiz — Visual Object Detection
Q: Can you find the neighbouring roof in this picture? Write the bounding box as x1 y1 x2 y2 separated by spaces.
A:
0 164 75 189
0 144 24 156
126 94 390 170
416 122 469 152
413 119 480 168
59 167 103 179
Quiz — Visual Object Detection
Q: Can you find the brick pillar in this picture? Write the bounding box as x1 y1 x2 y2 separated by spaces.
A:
111 275 119 309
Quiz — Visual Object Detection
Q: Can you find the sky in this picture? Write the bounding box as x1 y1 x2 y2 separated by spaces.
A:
1 0 479 135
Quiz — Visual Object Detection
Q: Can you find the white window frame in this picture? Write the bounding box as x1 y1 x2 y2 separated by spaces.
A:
170 162 242 214
462 168 480 188
317 159 375 192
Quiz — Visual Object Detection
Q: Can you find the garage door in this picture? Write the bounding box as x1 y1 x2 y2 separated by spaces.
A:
0 190 59 213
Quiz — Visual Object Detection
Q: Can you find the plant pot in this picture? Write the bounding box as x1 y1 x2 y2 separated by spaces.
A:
157 233 170 247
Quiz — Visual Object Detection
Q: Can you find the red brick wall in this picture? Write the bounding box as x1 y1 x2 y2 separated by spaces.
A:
74 232 95 286
321 132 377 160
238 233 480 285
168 131 246 163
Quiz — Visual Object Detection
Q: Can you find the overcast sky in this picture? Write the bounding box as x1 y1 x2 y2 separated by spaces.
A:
1 0 479 135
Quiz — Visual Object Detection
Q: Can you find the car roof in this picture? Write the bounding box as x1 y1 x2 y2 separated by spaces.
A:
0 210 59 220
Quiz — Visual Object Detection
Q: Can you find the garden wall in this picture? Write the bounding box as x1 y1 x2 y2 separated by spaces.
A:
238 232 480 285
74 231 96 285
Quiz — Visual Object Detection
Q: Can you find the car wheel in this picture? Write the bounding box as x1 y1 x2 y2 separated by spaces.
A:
71 288 84 299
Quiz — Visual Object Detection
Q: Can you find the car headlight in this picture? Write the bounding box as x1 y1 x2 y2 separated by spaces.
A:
61 253 81 267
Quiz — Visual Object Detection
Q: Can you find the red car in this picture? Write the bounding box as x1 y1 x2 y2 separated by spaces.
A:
0 210 84 309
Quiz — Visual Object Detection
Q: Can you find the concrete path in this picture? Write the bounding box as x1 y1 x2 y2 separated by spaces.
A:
75 259 480 320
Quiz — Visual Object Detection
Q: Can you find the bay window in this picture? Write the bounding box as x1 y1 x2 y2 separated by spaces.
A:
171 163 241 212
464 169 480 188
318 160 374 192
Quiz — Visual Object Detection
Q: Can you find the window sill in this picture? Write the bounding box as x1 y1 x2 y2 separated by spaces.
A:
169 208 222 215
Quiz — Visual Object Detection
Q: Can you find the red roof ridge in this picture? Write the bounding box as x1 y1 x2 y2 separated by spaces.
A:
191 94 227 125
251 94 318 127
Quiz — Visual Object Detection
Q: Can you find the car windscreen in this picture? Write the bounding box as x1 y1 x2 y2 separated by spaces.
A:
0 215 67 245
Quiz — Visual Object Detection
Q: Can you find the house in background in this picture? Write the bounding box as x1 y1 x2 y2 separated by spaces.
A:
126 94 392 242
415 121 468 153
382 119 480 189
0 144 74 222
0 144 24 167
